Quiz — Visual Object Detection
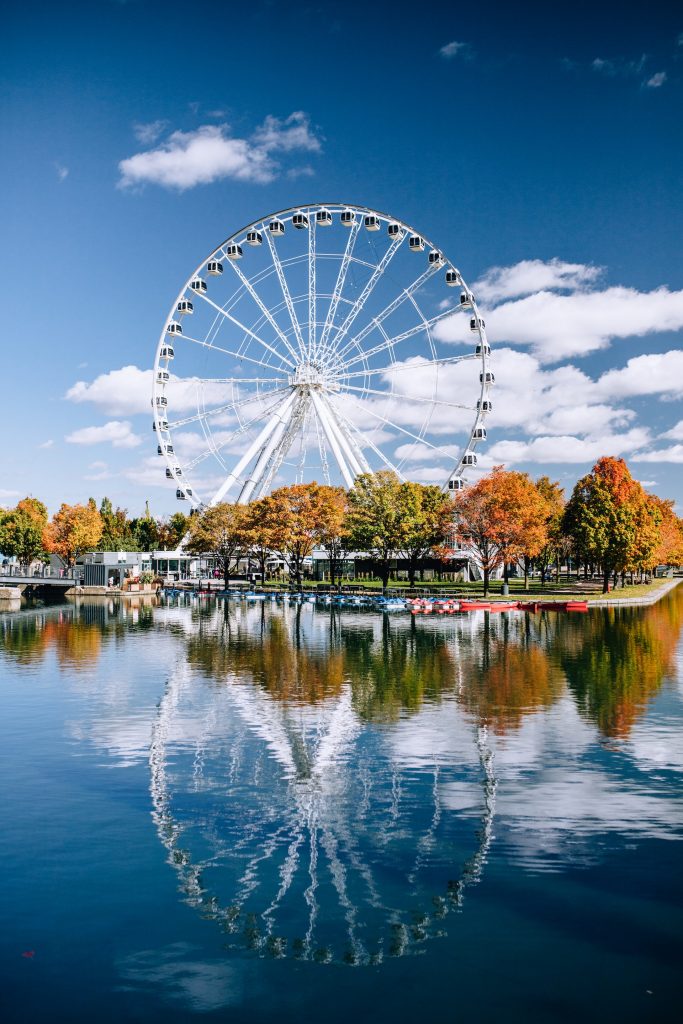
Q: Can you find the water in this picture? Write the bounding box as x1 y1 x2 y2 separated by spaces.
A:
1 590 682 1022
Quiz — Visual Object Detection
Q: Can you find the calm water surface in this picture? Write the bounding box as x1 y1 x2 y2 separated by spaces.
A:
1 589 682 1022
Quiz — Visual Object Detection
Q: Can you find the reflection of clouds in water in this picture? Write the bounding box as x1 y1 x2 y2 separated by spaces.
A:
118 943 245 1013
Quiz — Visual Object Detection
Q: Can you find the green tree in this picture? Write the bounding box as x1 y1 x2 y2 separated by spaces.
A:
346 472 407 591
397 482 454 586
99 497 138 551
0 507 47 566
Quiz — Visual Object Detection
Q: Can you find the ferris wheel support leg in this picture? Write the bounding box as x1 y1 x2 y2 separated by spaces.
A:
315 393 364 478
310 391 356 489
237 395 298 504
210 390 296 506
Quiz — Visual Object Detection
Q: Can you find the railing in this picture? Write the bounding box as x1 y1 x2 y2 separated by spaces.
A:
0 565 83 582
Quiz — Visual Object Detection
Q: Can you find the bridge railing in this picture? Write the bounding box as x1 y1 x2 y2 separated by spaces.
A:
0 564 83 582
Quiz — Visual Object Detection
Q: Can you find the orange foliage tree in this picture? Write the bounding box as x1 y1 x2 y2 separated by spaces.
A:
453 467 549 594
564 457 660 591
44 500 103 566
263 483 341 588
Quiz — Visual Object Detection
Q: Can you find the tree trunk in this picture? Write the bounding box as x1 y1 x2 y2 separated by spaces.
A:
524 555 530 591
408 559 416 587
483 566 490 597
380 561 390 593
223 561 231 590
602 565 611 594
503 561 509 584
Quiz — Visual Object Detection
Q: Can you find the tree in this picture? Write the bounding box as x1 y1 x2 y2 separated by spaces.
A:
346 472 407 590
99 498 138 551
157 512 189 551
649 496 683 568
532 477 566 586
313 486 348 587
453 467 549 595
184 503 249 588
130 502 160 551
0 496 48 566
264 483 333 588
44 502 103 565
397 482 454 586
241 497 279 583
563 457 648 593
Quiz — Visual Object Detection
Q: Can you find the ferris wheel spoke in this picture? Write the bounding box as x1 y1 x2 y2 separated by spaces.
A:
316 218 361 359
167 385 290 431
184 392 291 471
336 390 460 461
326 233 404 355
264 229 307 359
335 381 473 412
335 263 440 363
326 397 405 480
332 353 475 382
308 217 316 359
225 258 302 366
178 331 291 375
340 306 465 372
194 292 297 371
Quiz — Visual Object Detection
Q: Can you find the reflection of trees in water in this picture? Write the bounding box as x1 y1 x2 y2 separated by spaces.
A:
0 601 154 672
455 614 566 735
175 587 683 742
554 595 683 738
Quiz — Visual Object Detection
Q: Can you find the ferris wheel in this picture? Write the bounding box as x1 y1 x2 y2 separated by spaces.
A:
152 204 493 507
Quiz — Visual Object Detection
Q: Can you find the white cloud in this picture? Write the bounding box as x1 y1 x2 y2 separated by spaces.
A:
54 163 69 182
118 113 321 191
66 365 154 415
591 54 646 78
38 439 54 449
663 419 683 440
435 269 683 362
473 258 602 303
487 427 651 465
0 488 20 501
439 40 469 59
133 119 169 144
66 420 142 449
632 444 683 464
645 71 667 88
595 350 683 399
251 111 321 154
84 460 112 481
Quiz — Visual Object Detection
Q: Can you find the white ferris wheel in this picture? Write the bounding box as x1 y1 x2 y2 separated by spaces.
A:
152 204 493 507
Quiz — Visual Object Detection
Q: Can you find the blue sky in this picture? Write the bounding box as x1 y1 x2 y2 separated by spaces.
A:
2 0 682 516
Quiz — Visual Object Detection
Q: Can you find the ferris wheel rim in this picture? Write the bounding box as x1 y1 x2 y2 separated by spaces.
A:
152 202 493 507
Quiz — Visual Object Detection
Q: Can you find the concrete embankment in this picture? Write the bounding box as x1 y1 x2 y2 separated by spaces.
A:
589 577 681 608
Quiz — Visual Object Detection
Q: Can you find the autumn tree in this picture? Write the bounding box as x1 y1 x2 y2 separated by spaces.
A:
240 497 279 583
314 485 349 587
563 457 649 593
649 496 683 568
453 467 549 595
0 497 49 566
346 471 407 590
184 503 249 588
263 483 334 588
44 501 103 566
532 477 566 586
397 482 454 586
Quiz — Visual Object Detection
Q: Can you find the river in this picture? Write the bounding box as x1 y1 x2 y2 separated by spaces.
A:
1 589 682 1022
